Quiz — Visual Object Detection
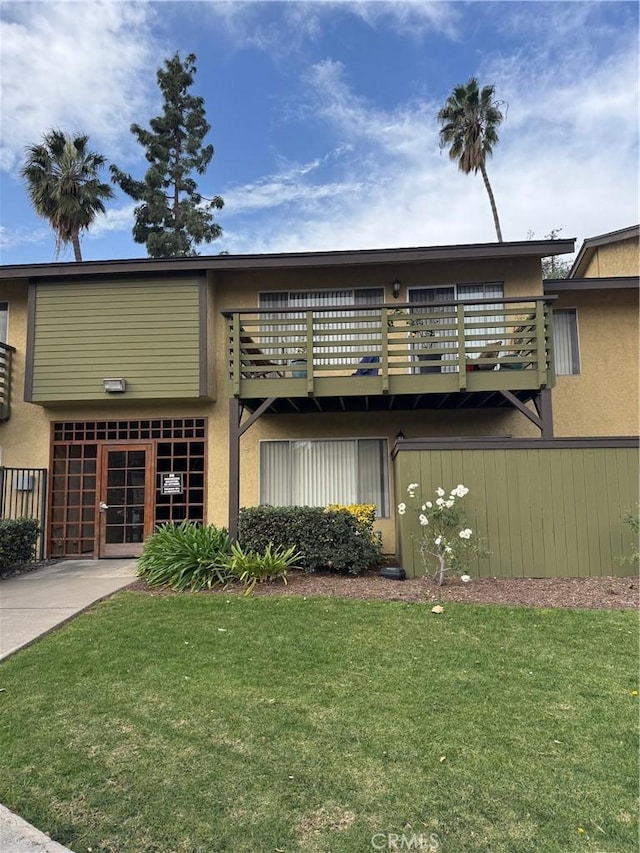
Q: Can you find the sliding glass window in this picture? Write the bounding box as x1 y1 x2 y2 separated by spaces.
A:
260 438 389 517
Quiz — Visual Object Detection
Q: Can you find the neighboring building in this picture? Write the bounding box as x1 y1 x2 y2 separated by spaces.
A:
545 224 639 437
0 233 637 575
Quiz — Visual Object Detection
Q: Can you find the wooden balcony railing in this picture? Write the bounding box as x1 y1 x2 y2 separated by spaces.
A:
223 297 556 400
0 342 14 421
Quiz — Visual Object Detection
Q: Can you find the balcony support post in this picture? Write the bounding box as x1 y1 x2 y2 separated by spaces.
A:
456 303 467 391
228 396 277 541
533 388 554 438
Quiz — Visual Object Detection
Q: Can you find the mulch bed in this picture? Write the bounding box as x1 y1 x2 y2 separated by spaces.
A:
129 570 639 610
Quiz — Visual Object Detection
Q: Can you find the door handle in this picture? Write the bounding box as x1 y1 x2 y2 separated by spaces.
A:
99 502 109 511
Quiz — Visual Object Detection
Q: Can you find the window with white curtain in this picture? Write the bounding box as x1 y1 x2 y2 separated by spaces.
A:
408 282 504 371
260 438 389 517
552 308 580 375
259 288 384 365
0 303 7 343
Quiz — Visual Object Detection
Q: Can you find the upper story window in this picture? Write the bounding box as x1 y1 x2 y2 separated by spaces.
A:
259 288 384 365
408 283 505 372
552 308 580 375
0 302 7 343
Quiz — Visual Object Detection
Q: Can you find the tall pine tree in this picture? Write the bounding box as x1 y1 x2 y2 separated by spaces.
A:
111 53 223 257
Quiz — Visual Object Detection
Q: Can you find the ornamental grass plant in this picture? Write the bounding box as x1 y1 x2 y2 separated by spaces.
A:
136 521 232 591
137 522 301 594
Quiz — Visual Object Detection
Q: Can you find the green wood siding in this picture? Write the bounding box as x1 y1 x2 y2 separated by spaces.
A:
30 278 205 402
395 443 639 578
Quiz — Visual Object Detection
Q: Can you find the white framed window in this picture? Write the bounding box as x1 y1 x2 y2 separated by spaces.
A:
0 302 7 344
408 282 504 371
260 437 390 517
259 288 384 365
552 308 580 375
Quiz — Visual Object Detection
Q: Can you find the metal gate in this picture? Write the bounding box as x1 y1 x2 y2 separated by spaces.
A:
0 467 48 560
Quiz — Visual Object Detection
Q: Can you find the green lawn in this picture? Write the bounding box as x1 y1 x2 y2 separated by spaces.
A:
0 592 637 853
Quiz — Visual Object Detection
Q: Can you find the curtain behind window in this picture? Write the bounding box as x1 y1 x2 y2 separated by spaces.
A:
260 438 389 516
552 309 580 375
409 283 504 371
0 303 7 343
260 289 383 365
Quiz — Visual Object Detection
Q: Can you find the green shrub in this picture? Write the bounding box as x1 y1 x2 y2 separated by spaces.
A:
325 503 377 541
237 505 381 575
137 521 232 591
228 542 301 595
0 518 40 570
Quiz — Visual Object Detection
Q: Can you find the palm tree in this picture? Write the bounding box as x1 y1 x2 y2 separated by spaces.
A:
20 130 113 261
437 78 505 242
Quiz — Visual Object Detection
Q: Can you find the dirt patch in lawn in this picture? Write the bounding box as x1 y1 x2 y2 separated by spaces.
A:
130 570 639 610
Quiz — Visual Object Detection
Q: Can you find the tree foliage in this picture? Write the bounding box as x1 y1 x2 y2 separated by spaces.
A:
20 129 113 261
437 77 505 241
111 52 223 258
531 228 573 279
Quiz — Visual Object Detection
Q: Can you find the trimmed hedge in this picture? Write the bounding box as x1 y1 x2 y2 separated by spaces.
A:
0 518 40 570
237 505 381 575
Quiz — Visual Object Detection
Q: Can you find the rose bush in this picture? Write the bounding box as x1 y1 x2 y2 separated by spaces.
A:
399 482 488 585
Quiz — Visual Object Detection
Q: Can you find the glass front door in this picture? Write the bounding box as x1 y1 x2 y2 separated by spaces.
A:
99 444 153 557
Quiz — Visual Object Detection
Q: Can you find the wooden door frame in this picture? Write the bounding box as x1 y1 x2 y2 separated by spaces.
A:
96 442 154 558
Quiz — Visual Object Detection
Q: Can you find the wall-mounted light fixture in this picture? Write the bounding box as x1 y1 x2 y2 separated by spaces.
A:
103 378 127 393
392 277 401 299
395 429 405 441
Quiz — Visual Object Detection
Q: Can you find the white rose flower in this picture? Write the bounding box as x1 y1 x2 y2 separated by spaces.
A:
445 545 453 554
434 536 442 545
436 487 445 497
436 498 445 507
419 514 428 526
407 483 419 492
460 574 471 583
445 500 454 508
398 503 406 515
458 528 473 539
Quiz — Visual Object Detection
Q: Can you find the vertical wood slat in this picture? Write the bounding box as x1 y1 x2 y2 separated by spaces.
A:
395 444 638 578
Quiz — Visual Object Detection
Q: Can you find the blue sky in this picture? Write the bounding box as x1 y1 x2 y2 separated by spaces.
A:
1 0 638 265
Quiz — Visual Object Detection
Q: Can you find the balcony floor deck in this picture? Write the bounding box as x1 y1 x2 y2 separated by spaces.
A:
239 387 538 415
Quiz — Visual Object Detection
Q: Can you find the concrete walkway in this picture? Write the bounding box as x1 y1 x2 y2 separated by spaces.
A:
0 558 138 852
0 558 137 660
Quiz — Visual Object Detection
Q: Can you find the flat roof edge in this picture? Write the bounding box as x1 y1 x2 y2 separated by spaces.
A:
0 238 576 280
544 275 639 292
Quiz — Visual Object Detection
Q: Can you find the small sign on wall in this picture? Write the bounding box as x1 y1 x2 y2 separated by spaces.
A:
160 472 184 496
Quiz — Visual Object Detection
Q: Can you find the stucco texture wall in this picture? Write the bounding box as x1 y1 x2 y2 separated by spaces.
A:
582 237 639 277
0 255 552 556
552 288 639 436
0 282 50 469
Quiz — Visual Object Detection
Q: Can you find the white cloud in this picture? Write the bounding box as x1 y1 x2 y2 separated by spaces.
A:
342 0 460 38
0 224 50 251
0 1 160 173
201 0 459 54
87 202 137 238
221 31 638 256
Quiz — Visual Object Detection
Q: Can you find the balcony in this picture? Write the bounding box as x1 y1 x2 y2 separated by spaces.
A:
0 342 14 422
223 297 555 414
